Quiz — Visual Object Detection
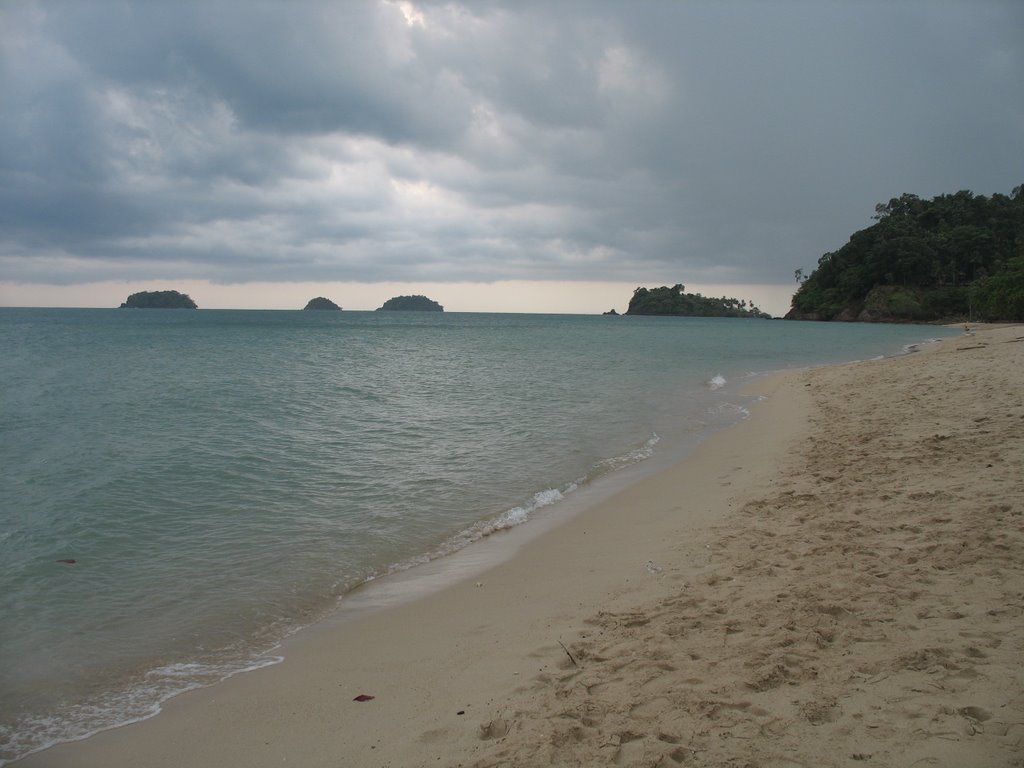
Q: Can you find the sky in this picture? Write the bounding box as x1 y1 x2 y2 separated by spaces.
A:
1 1 1022 316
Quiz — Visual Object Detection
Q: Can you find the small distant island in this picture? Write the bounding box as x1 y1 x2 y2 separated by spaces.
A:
120 290 197 309
303 297 342 311
626 284 770 318
377 295 444 312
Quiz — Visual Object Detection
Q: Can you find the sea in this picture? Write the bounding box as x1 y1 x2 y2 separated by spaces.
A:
0 308 956 764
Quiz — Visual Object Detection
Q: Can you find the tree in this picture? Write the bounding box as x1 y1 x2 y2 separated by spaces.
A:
789 184 1024 321
972 256 1024 321
626 284 770 318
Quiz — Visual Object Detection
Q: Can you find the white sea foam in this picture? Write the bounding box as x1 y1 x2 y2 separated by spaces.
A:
396 486 569 567
147 656 282 681
0 654 284 767
708 373 727 390
378 434 661 582
597 433 660 472
707 402 752 420
901 337 944 355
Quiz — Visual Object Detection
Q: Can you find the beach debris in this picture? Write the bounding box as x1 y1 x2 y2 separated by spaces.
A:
558 640 578 667
56 559 76 564
353 694 375 702
646 560 662 574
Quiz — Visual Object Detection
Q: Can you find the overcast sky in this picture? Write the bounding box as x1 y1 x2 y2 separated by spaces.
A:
1 0 1021 314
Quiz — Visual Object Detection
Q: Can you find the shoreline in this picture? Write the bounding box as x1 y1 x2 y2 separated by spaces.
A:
19 325 1023 767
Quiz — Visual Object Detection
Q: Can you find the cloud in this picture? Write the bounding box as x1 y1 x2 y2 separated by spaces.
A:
1 0 1022 294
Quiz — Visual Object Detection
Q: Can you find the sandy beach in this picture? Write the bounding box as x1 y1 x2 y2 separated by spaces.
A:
22 325 1023 768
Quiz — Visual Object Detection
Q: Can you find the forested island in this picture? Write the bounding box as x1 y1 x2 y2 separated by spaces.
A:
377 295 444 312
119 290 197 309
626 285 770 318
303 297 341 310
787 186 1024 322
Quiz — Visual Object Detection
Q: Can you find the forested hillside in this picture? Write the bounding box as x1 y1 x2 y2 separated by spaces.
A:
377 295 444 311
627 285 770 318
119 290 197 309
787 186 1024 322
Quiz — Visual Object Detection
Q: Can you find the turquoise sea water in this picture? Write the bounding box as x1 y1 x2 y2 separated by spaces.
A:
0 308 955 763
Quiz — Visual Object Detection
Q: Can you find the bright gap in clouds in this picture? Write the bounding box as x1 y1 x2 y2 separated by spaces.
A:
395 1 426 28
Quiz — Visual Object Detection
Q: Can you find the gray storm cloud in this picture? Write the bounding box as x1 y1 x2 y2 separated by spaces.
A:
1 0 1021 288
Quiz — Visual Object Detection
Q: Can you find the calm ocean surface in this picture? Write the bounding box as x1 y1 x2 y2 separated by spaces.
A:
0 308 955 763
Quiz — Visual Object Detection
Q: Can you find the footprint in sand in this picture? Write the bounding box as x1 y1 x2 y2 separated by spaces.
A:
478 718 511 740
959 705 992 722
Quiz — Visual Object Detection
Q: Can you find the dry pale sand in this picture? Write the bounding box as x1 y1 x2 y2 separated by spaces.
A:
22 325 1024 768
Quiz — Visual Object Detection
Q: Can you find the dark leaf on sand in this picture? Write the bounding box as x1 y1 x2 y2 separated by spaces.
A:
353 694 375 702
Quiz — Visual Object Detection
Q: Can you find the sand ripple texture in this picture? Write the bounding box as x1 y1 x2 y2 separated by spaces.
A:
464 327 1024 768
